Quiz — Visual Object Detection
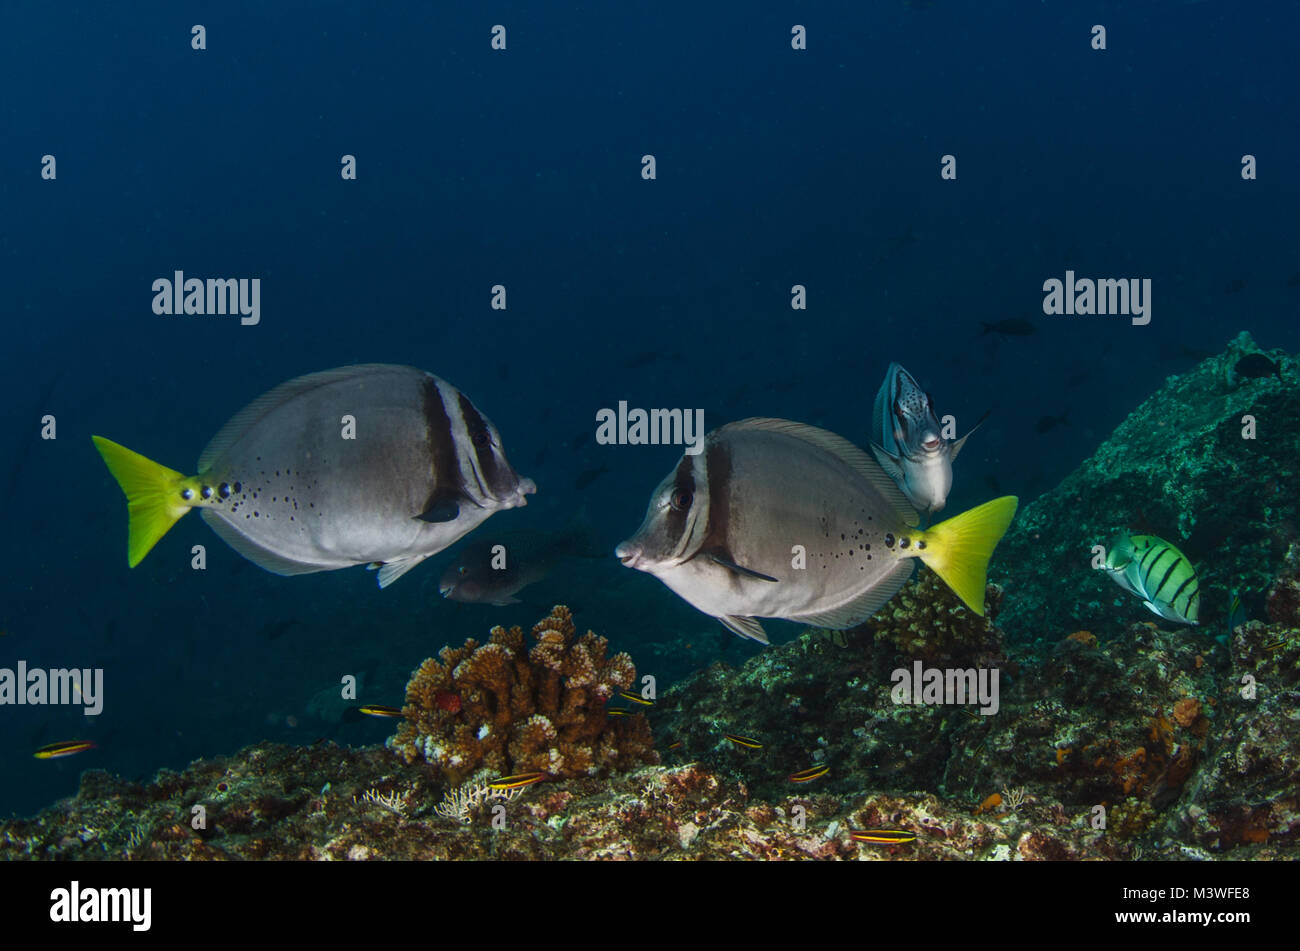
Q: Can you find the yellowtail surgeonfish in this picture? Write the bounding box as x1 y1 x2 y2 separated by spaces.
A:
1102 533 1199 625
92 365 535 587
615 418 1018 643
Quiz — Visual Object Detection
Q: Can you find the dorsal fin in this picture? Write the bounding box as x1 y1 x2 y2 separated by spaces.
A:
723 417 918 527
198 364 422 472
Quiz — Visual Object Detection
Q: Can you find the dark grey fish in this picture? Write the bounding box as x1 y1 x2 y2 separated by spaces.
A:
93 365 535 587
1035 411 1070 434
439 525 595 606
1235 353 1284 383
981 319 1036 337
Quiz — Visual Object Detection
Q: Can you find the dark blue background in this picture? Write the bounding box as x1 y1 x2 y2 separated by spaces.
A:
1 0 1296 816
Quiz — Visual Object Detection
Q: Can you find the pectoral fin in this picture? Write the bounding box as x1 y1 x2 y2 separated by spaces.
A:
416 499 461 523
950 410 991 461
707 552 778 582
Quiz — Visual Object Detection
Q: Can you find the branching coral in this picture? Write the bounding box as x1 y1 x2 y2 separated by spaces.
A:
389 605 658 785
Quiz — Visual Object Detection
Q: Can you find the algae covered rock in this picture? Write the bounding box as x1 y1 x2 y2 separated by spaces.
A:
991 332 1299 642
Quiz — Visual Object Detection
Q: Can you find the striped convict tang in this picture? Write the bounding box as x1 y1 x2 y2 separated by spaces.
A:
1102 533 1200 625
614 418 1017 643
92 364 535 587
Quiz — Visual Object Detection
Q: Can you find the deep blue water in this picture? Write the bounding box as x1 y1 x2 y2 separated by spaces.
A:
1 1 1297 817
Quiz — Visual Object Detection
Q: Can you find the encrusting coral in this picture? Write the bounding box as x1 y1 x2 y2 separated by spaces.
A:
857 569 1006 667
389 605 658 785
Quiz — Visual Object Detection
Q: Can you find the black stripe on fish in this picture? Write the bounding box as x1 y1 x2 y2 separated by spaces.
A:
698 441 770 587
1170 573 1197 608
1141 548 1175 591
1154 555 1185 600
1144 550 1175 587
701 440 732 553
457 392 504 497
1137 541 1163 574
665 454 696 548
417 377 466 522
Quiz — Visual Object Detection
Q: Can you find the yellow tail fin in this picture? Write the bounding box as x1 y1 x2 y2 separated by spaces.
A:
917 496 1019 616
92 436 191 567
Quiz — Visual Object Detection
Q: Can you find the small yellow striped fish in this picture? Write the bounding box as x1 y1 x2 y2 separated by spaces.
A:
358 704 404 718
34 740 96 760
618 690 654 706
1102 533 1199 625
488 772 547 791
606 708 632 717
788 764 830 783
850 829 916 844
723 733 763 749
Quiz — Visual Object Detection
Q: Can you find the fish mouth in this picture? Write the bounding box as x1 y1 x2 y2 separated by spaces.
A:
506 477 537 507
614 540 641 568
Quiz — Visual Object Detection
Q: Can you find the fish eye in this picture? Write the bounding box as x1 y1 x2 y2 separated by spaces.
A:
670 488 693 511
471 427 492 448
458 566 467 575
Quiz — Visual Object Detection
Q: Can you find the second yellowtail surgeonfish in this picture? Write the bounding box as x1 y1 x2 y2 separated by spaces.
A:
1102 533 1200 625
616 418 1017 643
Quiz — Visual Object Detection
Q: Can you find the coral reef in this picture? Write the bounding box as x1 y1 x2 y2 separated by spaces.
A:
2 569 1295 859
859 570 1006 668
388 605 657 785
991 331 1300 641
0 743 1157 861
